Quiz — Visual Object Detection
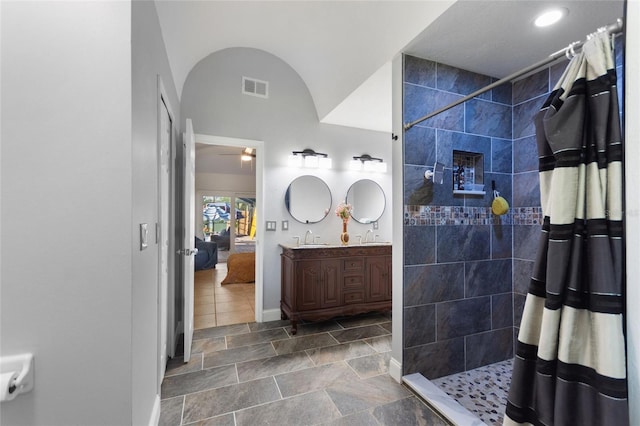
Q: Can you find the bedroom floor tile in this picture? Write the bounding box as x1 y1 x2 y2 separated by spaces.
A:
214 300 252 313
194 295 215 306
216 310 255 326
194 287 214 297
194 314 216 330
193 261 256 329
194 304 216 316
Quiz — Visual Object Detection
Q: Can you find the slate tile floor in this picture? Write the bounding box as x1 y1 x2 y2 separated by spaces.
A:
160 313 449 426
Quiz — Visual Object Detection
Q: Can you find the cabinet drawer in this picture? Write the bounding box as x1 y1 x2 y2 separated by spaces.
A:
343 291 365 304
343 275 364 288
343 259 364 272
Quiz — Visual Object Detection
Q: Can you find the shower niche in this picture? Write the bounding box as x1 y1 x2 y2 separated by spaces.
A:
453 150 485 195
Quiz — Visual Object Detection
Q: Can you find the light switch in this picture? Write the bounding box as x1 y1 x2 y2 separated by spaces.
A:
266 221 277 231
282 220 289 231
140 223 148 250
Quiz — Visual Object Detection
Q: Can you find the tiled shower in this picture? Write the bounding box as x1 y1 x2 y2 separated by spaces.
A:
402 37 624 381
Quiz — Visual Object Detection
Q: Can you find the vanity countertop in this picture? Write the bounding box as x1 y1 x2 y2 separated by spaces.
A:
279 242 391 249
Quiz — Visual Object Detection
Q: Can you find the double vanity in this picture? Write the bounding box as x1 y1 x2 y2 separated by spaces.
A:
280 243 391 334
281 174 391 333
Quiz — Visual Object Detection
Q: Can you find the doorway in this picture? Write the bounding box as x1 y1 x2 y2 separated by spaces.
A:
196 192 257 328
191 134 264 328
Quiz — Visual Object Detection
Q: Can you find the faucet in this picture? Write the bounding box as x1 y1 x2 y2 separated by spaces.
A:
304 230 313 245
364 229 373 243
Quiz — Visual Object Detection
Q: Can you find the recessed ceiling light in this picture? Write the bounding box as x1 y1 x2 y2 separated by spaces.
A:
534 8 568 27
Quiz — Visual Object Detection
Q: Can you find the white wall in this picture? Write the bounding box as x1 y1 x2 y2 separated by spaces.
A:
132 1 181 424
1 2 133 424
390 53 404 382
181 47 392 311
625 2 640 423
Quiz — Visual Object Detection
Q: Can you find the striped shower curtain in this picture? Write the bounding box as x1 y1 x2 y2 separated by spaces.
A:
504 30 628 425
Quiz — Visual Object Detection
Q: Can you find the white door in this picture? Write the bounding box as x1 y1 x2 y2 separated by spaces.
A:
158 97 171 379
182 119 196 362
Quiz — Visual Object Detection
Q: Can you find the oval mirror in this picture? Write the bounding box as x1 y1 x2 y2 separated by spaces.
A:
285 175 332 224
346 179 386 224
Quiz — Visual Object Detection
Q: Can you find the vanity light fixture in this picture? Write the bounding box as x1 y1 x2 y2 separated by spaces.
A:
350 154 387 173
288 148 332 169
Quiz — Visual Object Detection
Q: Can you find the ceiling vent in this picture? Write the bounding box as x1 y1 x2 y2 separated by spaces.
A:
242 76 269 98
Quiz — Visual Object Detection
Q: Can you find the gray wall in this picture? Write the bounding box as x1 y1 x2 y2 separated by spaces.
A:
132 1 181 424
180 47 392 312
1 2 134 424
0 2 179 424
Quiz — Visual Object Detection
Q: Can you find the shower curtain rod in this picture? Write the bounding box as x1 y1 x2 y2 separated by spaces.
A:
403 18 624 131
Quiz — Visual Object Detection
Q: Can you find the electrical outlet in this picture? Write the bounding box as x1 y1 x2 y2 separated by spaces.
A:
372 221 379 230
282 220 289 231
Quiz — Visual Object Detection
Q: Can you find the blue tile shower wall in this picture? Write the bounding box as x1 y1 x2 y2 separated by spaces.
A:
402 55 513 379
402 44 624 378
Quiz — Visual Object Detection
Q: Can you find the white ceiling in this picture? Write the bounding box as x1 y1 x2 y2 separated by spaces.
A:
155 0 455 126
404 1 624 81
195 144 257 175
155 0 625 171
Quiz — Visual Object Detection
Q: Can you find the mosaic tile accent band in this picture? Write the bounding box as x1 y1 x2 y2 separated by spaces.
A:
404 206 543 226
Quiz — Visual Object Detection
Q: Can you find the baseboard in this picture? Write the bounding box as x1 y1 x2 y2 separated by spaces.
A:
262 308 282 322
148 394 161 426
389 356 402 383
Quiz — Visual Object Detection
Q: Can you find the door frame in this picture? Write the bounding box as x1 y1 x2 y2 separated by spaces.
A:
156 76 175 387
194 133 265 322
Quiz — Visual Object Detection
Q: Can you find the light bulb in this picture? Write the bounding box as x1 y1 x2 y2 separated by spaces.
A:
534 8 567 27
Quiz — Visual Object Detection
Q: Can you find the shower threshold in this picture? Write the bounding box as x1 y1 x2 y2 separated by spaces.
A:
403 359 513 426
403 373 487 426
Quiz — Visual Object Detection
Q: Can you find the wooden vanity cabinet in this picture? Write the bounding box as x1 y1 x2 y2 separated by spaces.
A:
280 245 391 334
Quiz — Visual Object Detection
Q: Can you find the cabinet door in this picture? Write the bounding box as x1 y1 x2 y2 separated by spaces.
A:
366 256 391 302
320 259 341 308
296 260 322 311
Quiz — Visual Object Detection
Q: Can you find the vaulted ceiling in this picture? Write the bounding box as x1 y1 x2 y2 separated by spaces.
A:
156 0 624 137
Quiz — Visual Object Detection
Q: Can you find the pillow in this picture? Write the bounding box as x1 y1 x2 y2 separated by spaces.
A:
221 252 255 284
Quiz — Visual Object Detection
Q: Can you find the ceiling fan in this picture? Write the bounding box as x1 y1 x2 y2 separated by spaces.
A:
240 147 256 162
217 147 256 162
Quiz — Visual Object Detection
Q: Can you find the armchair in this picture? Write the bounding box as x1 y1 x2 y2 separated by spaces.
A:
194 237 218 270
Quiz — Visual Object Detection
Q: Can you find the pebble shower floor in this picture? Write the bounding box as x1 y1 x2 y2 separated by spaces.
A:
431 359 513 426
